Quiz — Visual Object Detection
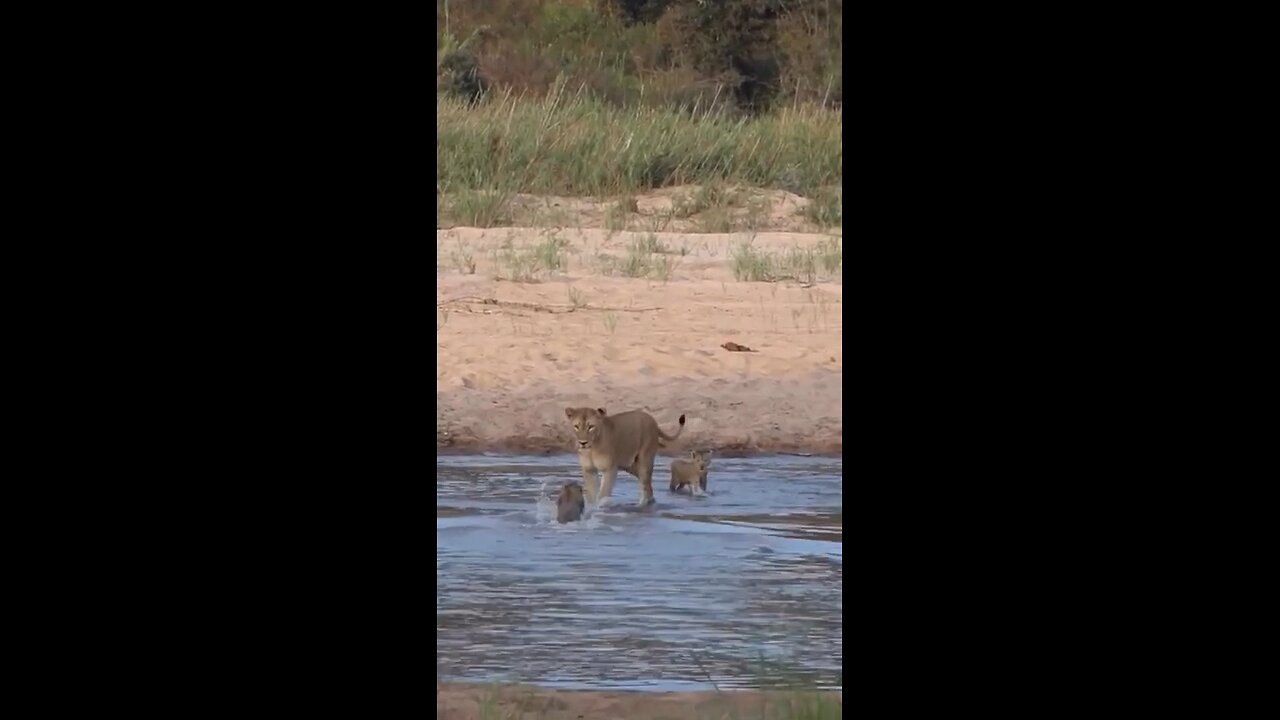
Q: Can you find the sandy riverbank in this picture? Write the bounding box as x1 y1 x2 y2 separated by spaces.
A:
437 192 841 457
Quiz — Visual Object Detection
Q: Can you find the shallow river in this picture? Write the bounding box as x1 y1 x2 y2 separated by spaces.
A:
436 453 842 691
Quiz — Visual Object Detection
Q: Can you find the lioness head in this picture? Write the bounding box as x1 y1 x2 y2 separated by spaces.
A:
564 407 607 451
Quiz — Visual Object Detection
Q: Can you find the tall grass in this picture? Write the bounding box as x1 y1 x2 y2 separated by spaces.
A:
804 188 842 227
437 84 842 200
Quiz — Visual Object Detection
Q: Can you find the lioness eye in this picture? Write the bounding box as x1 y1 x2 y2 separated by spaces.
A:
587 424 595 430
574 424 580 430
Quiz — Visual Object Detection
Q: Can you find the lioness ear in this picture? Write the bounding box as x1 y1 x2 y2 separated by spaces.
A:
564 407 574 418
596 407 607 416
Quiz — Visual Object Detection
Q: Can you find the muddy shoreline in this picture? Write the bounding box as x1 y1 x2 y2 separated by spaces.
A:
436 682 841 720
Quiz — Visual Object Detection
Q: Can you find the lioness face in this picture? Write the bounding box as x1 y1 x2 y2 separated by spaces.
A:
565 407 607 451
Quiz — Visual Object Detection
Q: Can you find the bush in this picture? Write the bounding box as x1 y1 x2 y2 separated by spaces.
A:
435 0 840 112
439 47 487 105
668 0 784 114
600 0 674 25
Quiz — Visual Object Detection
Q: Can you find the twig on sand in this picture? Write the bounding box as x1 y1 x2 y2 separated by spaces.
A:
437 296 661 313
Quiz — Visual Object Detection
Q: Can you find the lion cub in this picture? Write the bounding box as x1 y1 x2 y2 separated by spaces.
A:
556 482 585 523
670 450 712 494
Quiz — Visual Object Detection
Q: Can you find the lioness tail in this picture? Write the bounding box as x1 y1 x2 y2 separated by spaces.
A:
657 413 687 445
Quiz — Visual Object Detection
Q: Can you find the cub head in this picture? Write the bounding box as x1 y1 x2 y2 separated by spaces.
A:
690 449 712 473
564 406 607 451
557 481 585 523
558 482 585 506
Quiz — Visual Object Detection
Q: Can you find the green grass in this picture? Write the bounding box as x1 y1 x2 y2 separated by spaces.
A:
696 206 734 233
533 231 568 272
491 231 569 282
769 692 842 719
674 183 733 218
447 649 840 720
816 237 842 274
620 244 648 278
449 237 475 274
635 232 669 255
464 683 839 720
785 245 817 284
437 88 841 200
804 189 842 227
731 239 775 281
613 234 682 281
650 253 678 281
606 196 637 230
447 189 513 228
731 238 842 283
436 89 841 231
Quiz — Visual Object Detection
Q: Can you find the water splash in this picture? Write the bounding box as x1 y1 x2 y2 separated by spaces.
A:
532 480 608 529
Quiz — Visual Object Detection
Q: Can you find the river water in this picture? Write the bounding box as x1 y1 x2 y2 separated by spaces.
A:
436 453 842 691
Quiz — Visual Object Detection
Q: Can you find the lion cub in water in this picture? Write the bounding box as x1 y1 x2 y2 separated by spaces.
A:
670 450 712 494
556 482 585 523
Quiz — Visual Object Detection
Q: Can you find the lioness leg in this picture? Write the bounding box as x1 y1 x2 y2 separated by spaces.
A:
637 457 656 506
599 467 619 503
579 465 599 505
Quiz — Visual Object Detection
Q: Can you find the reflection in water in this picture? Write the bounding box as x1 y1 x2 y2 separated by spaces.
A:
436 454 842 691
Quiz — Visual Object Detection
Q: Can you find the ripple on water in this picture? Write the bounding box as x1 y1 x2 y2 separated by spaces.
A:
436 453 843 691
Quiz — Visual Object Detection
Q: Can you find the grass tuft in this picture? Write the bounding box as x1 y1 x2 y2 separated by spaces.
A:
732 239 775 281
732 237 842 283
449 189 513 228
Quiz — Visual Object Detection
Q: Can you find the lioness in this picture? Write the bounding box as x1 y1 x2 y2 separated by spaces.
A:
564 407 686 506
670 449 712 494
556 482 585 523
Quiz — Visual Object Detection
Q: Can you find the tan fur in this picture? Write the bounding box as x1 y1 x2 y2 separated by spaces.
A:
670 450 712 494
564 406 686 506
556 482 585 523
